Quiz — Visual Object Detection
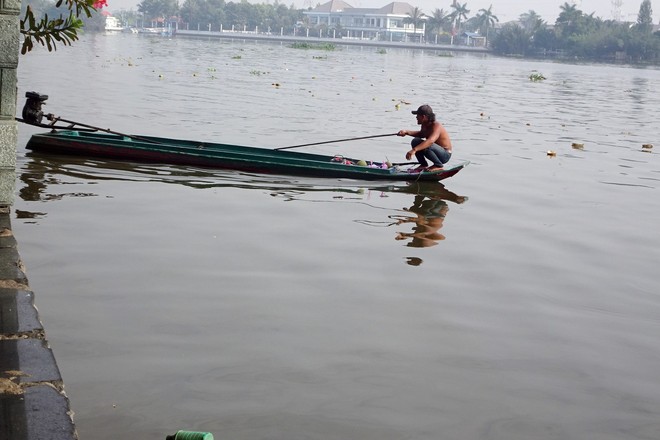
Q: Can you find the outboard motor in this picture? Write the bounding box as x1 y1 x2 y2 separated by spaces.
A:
22 91 49 125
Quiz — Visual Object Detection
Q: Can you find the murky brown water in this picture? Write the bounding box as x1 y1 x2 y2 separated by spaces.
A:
13 33 660 439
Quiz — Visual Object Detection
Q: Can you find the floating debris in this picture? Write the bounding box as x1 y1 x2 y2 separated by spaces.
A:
289 42 336 51
642 143 653 149
547 150 557 157
571 142 584 150
529 72 546 82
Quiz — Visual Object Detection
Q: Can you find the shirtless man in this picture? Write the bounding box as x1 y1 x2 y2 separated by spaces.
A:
397 104 452 172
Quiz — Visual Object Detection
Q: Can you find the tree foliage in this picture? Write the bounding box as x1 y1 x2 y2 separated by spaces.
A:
176 0 301 32
493 1 660 63
425 8 452 41
519 10 544 33
449 0 469 33
403 6 425 39
18 0 660 63
474 4 498 39
636 0 653 33
491 22 531 56
138 0 178 21
19 0 100 54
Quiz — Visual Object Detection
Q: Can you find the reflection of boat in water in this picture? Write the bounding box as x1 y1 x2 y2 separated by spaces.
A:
16 151 417 205
377 181 467 205
18 152 467 261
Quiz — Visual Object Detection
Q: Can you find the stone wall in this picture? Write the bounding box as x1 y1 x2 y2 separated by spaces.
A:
0 0 20 206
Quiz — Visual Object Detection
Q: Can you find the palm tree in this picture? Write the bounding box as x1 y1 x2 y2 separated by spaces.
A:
426 8 451 42
449 0 470 42
404 6 425 42
519 10 543 33
557 1 580 26
559 2 578 16
475 4 498 44
556 1 583 38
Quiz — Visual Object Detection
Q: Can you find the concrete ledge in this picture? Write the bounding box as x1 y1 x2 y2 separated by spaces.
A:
1 384 76 440
0 289 43 335
0 208 77 440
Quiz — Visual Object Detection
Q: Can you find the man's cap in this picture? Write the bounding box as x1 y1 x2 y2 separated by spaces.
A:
412 104 434 117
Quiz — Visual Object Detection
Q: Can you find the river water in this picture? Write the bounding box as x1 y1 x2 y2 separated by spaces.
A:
13 33 660 440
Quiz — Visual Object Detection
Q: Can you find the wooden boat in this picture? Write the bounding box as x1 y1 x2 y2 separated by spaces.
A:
25 129 468 182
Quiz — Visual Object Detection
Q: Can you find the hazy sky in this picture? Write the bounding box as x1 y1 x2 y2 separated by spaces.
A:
108 0 659 24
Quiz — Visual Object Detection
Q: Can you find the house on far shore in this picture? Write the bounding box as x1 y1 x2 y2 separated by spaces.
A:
302 0 426 42
462 31 486 47
104 15 124 31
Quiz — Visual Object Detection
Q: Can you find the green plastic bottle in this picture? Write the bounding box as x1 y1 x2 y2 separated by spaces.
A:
165 430 214 440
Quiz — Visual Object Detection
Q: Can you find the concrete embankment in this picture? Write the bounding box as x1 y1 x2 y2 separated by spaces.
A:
0 206 76 439
174 30 490 54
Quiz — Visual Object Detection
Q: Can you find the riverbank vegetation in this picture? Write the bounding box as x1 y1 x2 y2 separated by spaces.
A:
139 0 660 63
492 1 660 63
19 0 660 64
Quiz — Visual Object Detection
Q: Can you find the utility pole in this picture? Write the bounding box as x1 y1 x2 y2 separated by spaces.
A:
611 0 623 21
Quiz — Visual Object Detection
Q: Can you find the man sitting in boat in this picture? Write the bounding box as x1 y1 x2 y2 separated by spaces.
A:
397 105 453 172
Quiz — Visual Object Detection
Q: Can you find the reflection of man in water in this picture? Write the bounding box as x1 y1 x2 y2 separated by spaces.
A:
394 194 449 248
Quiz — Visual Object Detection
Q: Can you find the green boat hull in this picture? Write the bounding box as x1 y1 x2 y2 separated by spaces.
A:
25 130 468 182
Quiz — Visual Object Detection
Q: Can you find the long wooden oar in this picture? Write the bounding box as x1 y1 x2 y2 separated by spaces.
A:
275 133 398 151
44 114 163 145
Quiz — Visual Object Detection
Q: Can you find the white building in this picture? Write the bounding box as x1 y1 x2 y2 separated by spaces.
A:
105 16 124 32
302 0 426 42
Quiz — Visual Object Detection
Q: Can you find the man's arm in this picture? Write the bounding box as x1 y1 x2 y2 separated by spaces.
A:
397 129 421 137
412 124 442 151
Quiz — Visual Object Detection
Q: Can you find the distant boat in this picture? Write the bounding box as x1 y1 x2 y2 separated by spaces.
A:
105 16 125 32
138 27 171 36
138 27 160 33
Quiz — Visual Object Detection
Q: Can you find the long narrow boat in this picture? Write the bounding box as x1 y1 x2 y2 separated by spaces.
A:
25 130 468 182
